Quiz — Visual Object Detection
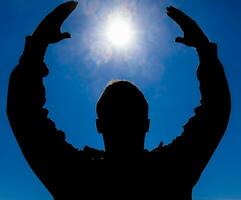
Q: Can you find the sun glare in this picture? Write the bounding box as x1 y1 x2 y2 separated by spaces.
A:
106 15 135 48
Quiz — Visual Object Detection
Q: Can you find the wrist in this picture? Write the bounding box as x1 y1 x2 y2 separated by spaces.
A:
20 36 48 64
195 36 210 49
31 35 49 48
196 42 218 63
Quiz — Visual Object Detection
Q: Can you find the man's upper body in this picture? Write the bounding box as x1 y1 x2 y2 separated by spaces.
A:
7 2 231 200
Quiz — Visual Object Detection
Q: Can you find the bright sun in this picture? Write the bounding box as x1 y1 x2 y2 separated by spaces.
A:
106 16 135 48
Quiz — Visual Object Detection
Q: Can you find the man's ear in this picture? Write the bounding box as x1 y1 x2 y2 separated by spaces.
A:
96 118 103 134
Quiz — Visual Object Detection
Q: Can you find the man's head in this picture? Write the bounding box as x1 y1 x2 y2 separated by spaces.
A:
96 80 150 155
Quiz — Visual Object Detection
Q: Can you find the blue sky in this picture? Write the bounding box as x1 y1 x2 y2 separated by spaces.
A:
0 0 241 199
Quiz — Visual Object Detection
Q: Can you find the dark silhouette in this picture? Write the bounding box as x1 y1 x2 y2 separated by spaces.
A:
7 1 231 200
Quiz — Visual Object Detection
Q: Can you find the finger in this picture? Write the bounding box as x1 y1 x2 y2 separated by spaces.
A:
166 6 192 28
175 37 186 44
166 6 186 24
48 1 78 25
60 32 71 40
166 6 189 20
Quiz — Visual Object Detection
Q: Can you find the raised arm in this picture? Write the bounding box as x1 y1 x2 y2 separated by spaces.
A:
161 6 231 185
7 1 89 197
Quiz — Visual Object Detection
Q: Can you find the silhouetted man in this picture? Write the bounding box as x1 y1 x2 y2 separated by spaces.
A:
7 1 231 199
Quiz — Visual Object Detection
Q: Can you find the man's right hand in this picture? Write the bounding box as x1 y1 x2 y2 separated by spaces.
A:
32 1 78 45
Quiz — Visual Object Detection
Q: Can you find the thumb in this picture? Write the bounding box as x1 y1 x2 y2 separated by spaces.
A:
59 32 71 40
175 37 186 44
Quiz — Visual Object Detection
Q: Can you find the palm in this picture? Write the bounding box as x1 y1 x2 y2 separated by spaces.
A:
167 6 209 48
32 1 78 44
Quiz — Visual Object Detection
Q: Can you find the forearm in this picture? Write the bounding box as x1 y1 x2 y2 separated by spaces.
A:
7 36 79 153
7 36 80 194
7 34 81 162
7 36 49 132
196 42 231 121
164 42 231 186
183 43 230 178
